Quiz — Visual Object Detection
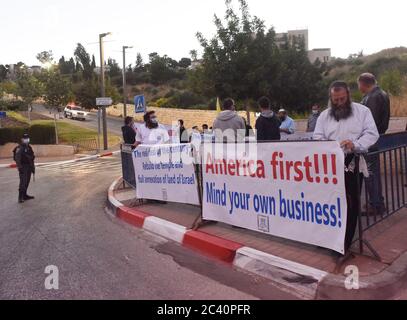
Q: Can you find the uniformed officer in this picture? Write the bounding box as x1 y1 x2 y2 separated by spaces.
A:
14 133 36 203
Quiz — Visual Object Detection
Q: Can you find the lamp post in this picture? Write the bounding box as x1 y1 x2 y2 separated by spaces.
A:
122 46 133 119
99 32 111 150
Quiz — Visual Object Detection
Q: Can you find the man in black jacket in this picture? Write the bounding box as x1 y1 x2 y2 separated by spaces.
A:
14 133 36 203
358 73 390 215
255 96 281 141
359 73 390 135
122 116 136 147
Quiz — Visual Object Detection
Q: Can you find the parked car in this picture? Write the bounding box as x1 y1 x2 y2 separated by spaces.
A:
64 106 89 121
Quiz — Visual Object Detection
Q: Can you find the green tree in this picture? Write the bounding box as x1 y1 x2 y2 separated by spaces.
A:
189 50 198 61
179 58 192 69
380 69 404 96
43 71 73 109
107 58 121 78
36 50 54 65
74 43 93 80
192 0 324 111
16 73 44 117
0 81 18 98
0 64 7 81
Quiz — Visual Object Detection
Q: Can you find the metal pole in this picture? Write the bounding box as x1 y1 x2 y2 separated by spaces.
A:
53 108 59 145
123 46 127 119
28 104 31 124
99 34 108 150
97 108 101 152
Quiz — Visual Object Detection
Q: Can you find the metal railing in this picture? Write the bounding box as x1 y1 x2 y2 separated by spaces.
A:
355 132 407 259
71 138 98 154
121 144 136 188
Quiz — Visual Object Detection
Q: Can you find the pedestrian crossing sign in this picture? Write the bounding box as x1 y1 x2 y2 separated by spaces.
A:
134 95 146 114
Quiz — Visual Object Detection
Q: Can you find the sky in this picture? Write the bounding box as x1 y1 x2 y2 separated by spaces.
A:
1 0 406 66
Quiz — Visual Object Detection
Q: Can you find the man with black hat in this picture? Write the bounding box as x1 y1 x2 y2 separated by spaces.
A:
14 133 36 203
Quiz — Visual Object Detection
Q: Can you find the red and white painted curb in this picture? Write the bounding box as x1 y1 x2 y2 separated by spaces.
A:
0 151 120 169
107 178 328 299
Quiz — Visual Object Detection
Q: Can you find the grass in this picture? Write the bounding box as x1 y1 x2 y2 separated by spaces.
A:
7 113 121 149
7 111 29 124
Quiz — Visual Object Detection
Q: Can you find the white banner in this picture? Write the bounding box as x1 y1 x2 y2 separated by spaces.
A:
202 141 347 254
133 144 200 205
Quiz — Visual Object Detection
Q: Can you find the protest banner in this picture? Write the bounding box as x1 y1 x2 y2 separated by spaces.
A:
133 144 200 205
202 141 347 254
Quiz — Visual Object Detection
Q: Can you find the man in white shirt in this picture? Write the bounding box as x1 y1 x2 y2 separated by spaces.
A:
313 81 379 257
135 111 170 147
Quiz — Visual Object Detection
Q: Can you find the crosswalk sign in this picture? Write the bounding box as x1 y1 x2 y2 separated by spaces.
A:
134 95 146 114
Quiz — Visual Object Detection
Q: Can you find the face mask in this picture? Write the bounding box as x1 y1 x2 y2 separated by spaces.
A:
312 111 319 115
151 118 158 124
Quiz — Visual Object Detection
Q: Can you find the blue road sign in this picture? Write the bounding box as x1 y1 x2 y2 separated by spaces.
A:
0 111 6 119
134 95 146 114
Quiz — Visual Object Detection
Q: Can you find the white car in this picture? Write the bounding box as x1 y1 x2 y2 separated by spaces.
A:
64 106 89 121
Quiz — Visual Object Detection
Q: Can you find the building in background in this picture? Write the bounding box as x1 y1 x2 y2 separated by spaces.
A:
276 29 331 64
308 48 332 64
276 29 309 51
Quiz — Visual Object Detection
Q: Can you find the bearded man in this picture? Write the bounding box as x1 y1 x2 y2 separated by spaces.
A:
313 81 379 257
135 111 170 147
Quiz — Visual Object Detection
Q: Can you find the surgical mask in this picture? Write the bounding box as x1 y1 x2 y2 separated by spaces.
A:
23 139 30 144
151 118 158 124
312 110 319 115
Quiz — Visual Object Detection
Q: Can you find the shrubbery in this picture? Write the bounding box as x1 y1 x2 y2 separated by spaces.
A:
0 124 56 145
0 99 27 111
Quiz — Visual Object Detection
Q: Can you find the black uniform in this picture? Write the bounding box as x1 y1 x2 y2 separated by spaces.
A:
14 143 35 202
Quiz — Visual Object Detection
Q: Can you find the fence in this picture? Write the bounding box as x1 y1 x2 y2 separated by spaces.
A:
71 138 98 154
121 132 407 259
356 132 407 259
121 144 136 187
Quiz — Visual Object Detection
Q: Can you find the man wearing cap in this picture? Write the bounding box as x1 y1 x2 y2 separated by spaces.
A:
358 73 390 215
313 81 379 257
14 133 36 203
278 109 296 136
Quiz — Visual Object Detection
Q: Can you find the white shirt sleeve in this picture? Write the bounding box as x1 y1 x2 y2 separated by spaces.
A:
160 125 170 143
353 108 379 153
136 127 143 143
313 114 326 140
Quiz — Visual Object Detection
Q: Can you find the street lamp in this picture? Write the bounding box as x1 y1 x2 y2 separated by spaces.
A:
122 46 133 119
99 32 111 151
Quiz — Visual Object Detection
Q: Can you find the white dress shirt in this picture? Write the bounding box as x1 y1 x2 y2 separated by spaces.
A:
313 102 379 153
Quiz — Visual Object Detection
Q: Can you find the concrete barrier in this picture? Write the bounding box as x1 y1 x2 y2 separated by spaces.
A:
0 143 75 159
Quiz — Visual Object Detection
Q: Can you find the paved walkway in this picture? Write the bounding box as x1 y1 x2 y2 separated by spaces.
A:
115 185 407 277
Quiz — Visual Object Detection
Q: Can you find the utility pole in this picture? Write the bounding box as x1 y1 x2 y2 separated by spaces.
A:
99 32 111 150
122 46 133 119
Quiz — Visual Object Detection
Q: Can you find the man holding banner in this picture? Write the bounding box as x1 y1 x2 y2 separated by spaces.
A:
135 111 170 147
313 81 379 255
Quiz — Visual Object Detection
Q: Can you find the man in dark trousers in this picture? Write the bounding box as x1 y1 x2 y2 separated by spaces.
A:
14 133 36 203
314 81 379 259
122 116 136 147
255 96 281 141
358 73 391 215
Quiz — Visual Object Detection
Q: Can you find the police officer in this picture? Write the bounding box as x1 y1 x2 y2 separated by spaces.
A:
14 133 36 203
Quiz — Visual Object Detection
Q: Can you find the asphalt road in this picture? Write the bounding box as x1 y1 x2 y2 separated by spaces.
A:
0 156 297 300
33 104 125 136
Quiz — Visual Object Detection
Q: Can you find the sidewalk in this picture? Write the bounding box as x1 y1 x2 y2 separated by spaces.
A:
0 150 120 168
108 177 407 300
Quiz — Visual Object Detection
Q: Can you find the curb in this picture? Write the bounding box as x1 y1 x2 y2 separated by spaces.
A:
0 151 120 169
107 178 407 300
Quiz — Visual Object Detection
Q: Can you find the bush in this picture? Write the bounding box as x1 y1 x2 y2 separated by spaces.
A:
0 124 56 145
0 99 27 111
